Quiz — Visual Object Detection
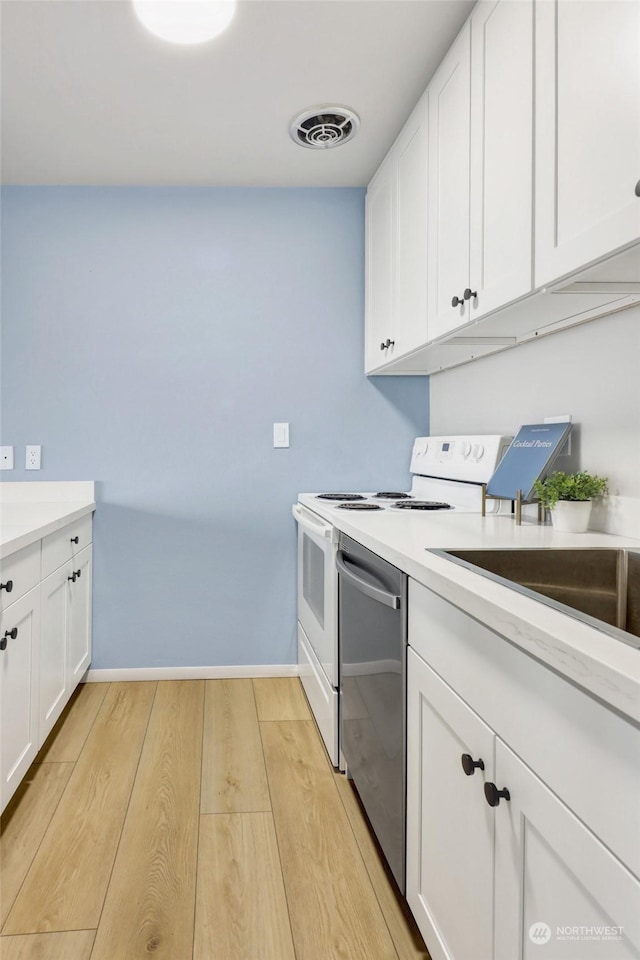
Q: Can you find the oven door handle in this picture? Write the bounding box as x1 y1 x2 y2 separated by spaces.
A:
336 552 401 609
292 504 333 539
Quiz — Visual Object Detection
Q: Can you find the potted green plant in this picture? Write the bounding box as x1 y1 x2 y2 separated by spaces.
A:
533 471 608 533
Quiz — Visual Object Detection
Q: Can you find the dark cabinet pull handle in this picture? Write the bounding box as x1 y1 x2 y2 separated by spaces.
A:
1 627 18 650
379 338 395 351
75 569 81 578
0 580 13 593
635 179 640 197
380 341 387 351
70 536 79 544
461 753 485 776
68 573 77 583
464 288 477 301
451 295 465 308
484 782 511 807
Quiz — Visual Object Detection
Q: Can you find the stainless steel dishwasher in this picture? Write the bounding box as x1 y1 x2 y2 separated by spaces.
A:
337 533 407 893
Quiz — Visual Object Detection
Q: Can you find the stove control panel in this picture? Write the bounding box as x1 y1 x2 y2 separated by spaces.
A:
410 435 512 483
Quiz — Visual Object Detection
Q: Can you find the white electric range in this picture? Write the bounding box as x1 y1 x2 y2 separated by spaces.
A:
292 434 512 766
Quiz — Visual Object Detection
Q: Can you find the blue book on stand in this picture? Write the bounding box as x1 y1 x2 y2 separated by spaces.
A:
486 422 573 501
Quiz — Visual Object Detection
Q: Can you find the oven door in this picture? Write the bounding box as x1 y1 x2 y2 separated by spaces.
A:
292 504 338 688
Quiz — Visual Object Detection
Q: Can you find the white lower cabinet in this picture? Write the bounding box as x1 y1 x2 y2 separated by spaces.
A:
40 544 92 742
0 517 93 812
0 586 41 810
67 545 92 688
406 582 640 960
407 648 494 960
494 740 640 960
40 564 70 741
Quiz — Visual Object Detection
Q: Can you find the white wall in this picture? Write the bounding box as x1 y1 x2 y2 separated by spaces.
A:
429 306 640 499
1 186 429 670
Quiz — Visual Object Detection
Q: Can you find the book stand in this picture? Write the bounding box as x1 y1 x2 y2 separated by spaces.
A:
481 485 544 526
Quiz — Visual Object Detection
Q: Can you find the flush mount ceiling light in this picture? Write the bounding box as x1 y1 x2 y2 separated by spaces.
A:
132 0 236 45
290 107 360 150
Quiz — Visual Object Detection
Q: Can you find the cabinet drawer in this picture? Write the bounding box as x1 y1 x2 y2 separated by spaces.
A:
0 541 41 612
409 579 640 879
41 515 93 581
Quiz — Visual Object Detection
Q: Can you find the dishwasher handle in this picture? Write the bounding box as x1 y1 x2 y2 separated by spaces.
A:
336 551 401 609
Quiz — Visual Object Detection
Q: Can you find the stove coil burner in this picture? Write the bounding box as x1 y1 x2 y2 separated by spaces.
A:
374 492 412 499
392 500 452 510
316 493 365 501
335 502 383 511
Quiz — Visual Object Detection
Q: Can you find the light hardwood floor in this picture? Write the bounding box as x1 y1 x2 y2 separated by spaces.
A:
1 678 429 960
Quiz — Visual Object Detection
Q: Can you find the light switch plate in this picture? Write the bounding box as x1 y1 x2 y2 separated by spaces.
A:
273 422 290 448
0 446 14 470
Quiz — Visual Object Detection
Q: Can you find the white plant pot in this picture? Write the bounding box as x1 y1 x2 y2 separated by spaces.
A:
550 499 592 533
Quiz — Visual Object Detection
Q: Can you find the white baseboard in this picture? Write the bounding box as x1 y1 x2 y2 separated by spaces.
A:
84 664 300 683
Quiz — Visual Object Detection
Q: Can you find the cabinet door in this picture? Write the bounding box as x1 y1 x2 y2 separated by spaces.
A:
535 0 640 286
406 649 494 960
67 545 92 687
428 21 472 340
469 0 533 319
394 92 429 359
494 739 640 960
0 587 40 812
40 564 70 741
365 156 396 372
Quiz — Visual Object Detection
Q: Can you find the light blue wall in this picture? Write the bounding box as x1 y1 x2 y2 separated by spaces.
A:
1 187 429 669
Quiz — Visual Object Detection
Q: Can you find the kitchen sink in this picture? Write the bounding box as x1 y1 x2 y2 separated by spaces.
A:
430 548 640 649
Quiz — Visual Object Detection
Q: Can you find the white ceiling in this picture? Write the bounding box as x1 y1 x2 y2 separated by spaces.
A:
0 0 474 187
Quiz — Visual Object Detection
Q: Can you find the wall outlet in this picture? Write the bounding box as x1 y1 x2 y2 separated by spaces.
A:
26 444 42 470
0 446 14 470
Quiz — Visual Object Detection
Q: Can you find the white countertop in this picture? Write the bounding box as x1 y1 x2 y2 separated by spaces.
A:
298 495 640 723
0 482 96 560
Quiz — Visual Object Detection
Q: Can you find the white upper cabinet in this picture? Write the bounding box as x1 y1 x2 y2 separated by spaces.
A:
395 100 429 359
365 92 429 373
429 3 534 340
427 23 472 340
365 0 640 376
535 0 640 286
469 0 534 318
365 155 395 373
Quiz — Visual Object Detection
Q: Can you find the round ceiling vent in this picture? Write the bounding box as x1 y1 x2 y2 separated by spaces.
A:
290 106 360 150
